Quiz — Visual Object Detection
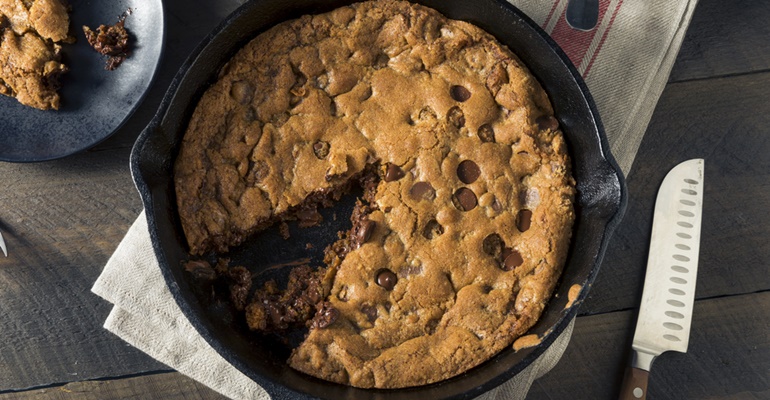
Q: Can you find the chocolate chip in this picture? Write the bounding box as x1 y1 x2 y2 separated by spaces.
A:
244 107 258 123
247 160 269 185
450 85 471 102
227 266 252 311
374 53 390 69
355 219 376 246
313 140 330 159
536 115 559 131
427 318 440 334
361 86 373 101
230 80 254 104
447 106 465 128
296 204 323 228
452 187 477 211
503 249 524 270
492 197 503 212
384 162 405 182
517 209 532 232
312 301 339 329
410 181 435 200
457 160 481 184
184 260 216 281
361 304 378 322
228 265 251 285
422 219 444 239
482 234 504 259
478 124 495 143
376 269 398 290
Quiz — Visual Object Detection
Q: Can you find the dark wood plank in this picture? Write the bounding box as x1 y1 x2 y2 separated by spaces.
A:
669 0 770 82
0 372 225 400
0 149 164 390
528 292 770 400
579 70 770 316
2 0 768 397
0 0 246 392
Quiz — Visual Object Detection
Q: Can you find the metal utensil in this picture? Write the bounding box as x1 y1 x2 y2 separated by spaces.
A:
566 0 599 31
619 159 704 400
0 230 7 257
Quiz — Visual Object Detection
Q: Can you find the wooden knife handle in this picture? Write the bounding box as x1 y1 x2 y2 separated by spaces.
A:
619 366 649 400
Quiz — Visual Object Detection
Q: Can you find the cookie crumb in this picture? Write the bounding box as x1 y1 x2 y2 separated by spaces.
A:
512 334 541 351
83 9 132 70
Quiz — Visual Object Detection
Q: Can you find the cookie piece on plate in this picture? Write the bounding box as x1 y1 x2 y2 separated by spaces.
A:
0 0 72 110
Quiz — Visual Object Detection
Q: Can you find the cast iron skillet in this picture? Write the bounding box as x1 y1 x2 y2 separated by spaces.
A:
130 0 627 398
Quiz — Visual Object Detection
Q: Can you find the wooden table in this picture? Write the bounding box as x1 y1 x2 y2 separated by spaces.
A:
1 0 768 398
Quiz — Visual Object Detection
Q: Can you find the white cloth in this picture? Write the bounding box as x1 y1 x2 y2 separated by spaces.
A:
92 0 698 398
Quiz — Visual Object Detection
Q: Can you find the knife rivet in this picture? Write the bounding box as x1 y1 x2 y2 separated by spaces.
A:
633 387 644 398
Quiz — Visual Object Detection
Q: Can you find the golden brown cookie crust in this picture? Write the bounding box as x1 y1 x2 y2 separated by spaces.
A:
174 0 575 389
0 0 71 110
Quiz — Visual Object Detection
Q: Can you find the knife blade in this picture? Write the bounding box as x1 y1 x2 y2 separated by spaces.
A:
0 230 6 257
619 159 704 400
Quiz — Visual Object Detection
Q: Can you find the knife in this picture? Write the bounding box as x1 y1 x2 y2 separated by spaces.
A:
0 230 6 257
619 159 704 400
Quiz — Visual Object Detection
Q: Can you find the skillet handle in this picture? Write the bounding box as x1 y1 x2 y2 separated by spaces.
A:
618 366 649 400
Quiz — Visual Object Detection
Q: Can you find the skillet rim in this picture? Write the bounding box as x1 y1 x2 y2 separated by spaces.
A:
130 0 628 398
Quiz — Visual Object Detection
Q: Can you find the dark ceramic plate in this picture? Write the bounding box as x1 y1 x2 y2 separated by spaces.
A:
0 0 164 163
132 0 627 399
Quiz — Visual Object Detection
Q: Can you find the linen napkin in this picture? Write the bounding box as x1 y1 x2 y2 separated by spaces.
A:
92 0 699 398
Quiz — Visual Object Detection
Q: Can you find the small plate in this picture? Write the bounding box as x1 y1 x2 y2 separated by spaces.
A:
0 0 164 162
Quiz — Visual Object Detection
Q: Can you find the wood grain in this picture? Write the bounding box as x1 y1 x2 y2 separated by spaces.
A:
619 367 649 400
0 150 161 390
528 292 770 400
669 0 770 82
0 372 225 400
0 0 246 392
2 0 770 397
579 70 770 316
